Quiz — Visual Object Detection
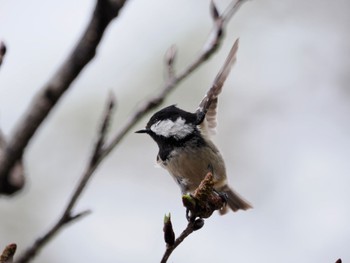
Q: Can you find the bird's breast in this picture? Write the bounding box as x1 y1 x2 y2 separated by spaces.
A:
157 140 227 194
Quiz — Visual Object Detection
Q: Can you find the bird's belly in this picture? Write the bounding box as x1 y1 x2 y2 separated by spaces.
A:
159 146 227 194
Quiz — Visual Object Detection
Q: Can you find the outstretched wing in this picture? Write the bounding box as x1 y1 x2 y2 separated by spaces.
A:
196 39 239 137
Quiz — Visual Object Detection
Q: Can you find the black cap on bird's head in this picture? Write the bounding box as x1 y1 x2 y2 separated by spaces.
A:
147 105 197 127
136 105 203 140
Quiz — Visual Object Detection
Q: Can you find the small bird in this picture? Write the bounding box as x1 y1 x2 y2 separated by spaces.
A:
136 39 251 214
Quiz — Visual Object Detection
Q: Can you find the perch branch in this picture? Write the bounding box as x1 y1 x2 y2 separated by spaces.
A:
161 173 225 263
0 0 127 195
14 95 116 263
161 220 197 263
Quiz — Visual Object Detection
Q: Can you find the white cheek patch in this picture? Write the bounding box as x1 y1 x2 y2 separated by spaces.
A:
150 117 194 139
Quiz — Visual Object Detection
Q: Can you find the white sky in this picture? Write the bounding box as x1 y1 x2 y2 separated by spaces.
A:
1 0 349 262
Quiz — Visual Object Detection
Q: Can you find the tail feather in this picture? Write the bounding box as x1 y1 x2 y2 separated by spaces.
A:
219 185 252 214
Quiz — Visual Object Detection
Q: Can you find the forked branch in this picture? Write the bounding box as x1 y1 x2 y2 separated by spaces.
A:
14 96 116 263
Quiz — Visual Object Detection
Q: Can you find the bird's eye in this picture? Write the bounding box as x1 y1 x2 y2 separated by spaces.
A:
151 120 162 129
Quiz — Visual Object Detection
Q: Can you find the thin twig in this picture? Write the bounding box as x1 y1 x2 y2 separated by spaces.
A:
14 95 116 263
0 0 127 195
0 40 7 148
164 45 177 81
161 173 225 263
222 0 246 26
161 221 196 263
64 95 115 215
0 41 26 192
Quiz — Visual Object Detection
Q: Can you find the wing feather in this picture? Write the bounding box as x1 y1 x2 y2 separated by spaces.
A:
197 39 239 137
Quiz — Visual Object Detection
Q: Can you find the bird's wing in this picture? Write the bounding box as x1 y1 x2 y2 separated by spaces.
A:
196 39 239 137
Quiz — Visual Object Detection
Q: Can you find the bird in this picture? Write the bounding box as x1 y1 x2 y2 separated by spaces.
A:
136 39 251 214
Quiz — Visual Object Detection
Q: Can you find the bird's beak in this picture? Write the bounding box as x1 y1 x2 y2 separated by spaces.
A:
135 128 149 134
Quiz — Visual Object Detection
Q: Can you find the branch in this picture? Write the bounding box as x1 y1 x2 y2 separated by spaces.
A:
0 40 7 145
14 95 116 263
161 219 197 263
0 0 127 195
161 173 225 263
0 41 26 194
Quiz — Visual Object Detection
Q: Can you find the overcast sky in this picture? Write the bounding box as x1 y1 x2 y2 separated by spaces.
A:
1 0 350 262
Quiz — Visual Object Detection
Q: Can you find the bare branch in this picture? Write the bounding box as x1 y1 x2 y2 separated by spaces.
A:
0 0 127 195
164 45 177 81
222 0 246 26
0 40 7 147
90 93 116 166
64 94 115 214
161 220 196 263
0 40 26 193
14 95 115 263
173 0 243 85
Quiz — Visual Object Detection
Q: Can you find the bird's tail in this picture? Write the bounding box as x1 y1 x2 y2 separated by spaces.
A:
218 185 252 215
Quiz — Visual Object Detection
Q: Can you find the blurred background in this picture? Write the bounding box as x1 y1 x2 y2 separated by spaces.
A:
1 0 349 262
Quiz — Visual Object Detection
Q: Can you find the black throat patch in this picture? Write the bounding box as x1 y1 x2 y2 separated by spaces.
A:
157 132 207 162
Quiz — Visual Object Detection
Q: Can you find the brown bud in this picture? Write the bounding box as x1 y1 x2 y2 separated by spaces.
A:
182 194 196 211
0 243 17 263
163 213 175 246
